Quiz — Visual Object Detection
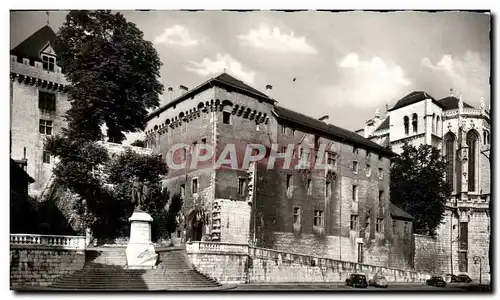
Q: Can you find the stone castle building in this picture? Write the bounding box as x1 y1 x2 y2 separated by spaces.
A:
357 91 491 281
144 73 416 269
10 25 70 198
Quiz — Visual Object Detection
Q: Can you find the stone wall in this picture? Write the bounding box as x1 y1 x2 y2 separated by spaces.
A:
10 56 69 197
186 242 431 284
187 252 249 284
414 207 491 283
10 246 85 288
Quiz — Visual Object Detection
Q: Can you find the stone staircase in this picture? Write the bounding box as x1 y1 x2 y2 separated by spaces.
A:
49 247 223 291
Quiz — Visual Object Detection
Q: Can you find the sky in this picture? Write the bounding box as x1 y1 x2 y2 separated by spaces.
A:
10 10 491 143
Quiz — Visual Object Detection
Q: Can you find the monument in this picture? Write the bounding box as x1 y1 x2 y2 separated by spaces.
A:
126 177 158 269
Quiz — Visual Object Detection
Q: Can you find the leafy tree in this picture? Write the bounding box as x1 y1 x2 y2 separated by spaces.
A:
390 143 451 236
130 139 145 147
56 10 163 143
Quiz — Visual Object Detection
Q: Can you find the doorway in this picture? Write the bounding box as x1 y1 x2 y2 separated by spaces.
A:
186 210 205 242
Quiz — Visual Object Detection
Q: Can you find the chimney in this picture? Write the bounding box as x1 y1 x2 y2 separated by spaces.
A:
318 115 329 122
168 87 173 101
265 84 273 99
179 85 188 96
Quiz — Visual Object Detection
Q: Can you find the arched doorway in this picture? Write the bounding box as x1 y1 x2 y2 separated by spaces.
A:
186 209 205 242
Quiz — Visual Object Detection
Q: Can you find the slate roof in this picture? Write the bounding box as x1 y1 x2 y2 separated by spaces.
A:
10 25 59 62
388 91 445 111
438 96 475 110
146 73 273 121
272 106 396 156
390 203 414 220
375 116 390 131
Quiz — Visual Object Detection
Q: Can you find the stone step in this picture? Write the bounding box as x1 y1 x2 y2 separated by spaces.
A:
50 249 221 290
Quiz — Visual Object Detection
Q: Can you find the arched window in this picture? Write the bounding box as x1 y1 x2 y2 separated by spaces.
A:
466 130 479 192
436 116 440 134
432 113 436 133
412 114 418 133
403 116 409 135
444 133 456 190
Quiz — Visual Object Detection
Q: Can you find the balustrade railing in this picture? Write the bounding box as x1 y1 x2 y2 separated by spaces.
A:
186 241 248 254
10 234 86 250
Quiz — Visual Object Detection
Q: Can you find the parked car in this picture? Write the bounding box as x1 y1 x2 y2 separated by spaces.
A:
426 276 447 287
345 273 368 288
369 274 389 288
444 274 459 283
456 274 473 283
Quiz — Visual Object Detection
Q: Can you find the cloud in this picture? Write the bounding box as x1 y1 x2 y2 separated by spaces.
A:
421 51 489 104
154 25 199 47
185 53 256 84
238 26 317 54
323 53 411 109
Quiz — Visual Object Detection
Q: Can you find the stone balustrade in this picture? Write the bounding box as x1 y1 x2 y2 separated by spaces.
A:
186 241 248 254
10 234 86 250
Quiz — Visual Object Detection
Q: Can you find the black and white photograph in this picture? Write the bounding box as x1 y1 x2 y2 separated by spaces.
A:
7 3 493 293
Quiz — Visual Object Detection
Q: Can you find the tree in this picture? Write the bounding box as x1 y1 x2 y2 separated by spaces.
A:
46 136 176 240
130 139 145 148
390 143 452 236
56 10 163 143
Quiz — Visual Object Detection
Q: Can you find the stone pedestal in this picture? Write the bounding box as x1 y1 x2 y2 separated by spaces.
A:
126 210 158 269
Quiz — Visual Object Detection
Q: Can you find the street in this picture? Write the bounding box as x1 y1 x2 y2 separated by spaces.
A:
231 282 481 291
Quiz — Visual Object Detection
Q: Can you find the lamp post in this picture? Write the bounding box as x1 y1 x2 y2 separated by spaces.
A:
473 256 482 285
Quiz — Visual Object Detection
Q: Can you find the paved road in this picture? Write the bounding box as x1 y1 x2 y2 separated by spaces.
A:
231 282 475 291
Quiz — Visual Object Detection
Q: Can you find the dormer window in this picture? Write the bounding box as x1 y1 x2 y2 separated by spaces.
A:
41 54 55 72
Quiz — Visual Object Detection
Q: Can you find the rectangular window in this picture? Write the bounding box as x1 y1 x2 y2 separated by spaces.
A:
313 210 324 227
291 129 296 137
350 214 358 230
281 146 287 154
379 190 384 202
42 55 55 71
38 91 56 111
365 164 371 177
307 179 312 195
352 161 359 173
404 221 408 232
39 119 53 135
376 218 383 233
192 178 198 194
459 252 468 272
326 181 331 197
378 168 383 179
286 174 293 194
180 184 185 198
42 151 51 164
327 152 336 167
393 220 396 229
223 111 231 124
459 222 468 250
293 207 301 224
352 185 358 201
353 147 359 155
378 154 382 162
238 178 246 196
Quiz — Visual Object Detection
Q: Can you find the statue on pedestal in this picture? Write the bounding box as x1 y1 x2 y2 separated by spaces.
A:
131 176 144 211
